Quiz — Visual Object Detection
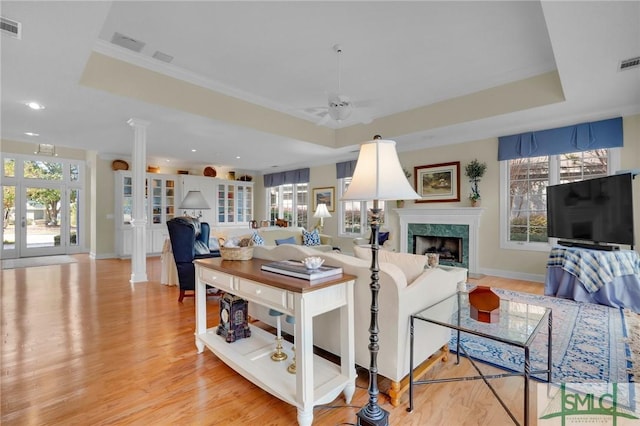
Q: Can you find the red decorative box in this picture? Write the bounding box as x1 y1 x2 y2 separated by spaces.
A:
468 286 500 323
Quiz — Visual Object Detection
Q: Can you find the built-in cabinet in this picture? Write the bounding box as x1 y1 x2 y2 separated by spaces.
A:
216 182 253 224
115 171 253 258
115 171 178 257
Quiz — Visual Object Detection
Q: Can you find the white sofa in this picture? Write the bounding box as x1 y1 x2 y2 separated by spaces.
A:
210 226 334 252
249 244 467 406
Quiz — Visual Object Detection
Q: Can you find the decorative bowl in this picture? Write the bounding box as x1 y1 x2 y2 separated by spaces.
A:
302 256 324 270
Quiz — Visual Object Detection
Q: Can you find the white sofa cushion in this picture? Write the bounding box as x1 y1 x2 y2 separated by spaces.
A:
353 245 427 284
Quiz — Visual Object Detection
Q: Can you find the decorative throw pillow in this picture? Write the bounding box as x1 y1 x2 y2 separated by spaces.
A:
251 232 265 246
275 236 296 246
302 229 321 246
352 245 427 284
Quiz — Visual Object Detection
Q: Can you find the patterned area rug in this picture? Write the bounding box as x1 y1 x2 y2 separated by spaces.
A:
1 255 77 270
449 288 633 384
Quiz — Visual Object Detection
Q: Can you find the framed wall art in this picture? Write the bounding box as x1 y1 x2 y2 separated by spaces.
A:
312 187 335 212
414 161 460 203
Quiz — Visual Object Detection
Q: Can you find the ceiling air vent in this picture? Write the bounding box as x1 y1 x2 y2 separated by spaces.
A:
619 56 640 71
152 51 173 63
111 32 145 53
1 16 21 39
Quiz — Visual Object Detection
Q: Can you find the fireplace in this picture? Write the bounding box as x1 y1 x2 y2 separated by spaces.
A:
397 207 484 274
413 235 463 263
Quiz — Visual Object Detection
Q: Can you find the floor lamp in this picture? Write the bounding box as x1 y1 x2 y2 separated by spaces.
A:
342 136 420 426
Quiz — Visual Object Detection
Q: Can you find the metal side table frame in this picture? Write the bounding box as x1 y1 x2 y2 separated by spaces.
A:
407 291 552 426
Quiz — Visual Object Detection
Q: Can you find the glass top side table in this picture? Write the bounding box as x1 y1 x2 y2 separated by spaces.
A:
408 290 552 426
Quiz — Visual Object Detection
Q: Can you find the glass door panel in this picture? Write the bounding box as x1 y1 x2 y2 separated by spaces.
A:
2 185 16 256
22 186 65 255
68 189 79 247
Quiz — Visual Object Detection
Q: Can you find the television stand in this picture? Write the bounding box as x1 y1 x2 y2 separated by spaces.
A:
557 241 620 251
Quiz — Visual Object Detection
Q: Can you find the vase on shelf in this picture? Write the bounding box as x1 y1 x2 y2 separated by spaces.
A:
471 198 481 207
396 200 405 208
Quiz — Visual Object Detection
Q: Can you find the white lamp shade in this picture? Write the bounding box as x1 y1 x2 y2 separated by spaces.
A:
342 139 420 201
179 191 210 210
313 203 332 218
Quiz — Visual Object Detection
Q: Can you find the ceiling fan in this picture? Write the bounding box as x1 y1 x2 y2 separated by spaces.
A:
313 44 372 126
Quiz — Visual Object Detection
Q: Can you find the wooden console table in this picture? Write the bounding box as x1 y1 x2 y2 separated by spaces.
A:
194 258 357 426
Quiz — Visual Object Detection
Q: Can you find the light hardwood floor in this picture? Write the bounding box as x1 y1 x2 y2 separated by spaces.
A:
1 255 544 425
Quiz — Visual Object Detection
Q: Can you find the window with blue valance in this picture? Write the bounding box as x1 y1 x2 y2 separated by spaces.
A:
497 117 622 161
336 160 357 179
263 168 310 188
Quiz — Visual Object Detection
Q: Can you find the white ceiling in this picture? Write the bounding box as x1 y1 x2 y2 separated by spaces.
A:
1 1 639 174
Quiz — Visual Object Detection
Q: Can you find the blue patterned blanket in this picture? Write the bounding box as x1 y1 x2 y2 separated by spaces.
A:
547 246 640 293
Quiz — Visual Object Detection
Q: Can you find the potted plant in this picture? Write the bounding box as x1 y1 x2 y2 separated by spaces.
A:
465 159 487 207
397 168 412 208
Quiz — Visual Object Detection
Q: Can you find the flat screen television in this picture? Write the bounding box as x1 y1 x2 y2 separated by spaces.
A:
546 173 634 247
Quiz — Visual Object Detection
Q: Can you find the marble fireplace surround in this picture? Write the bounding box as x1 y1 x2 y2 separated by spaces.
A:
397 207 484 275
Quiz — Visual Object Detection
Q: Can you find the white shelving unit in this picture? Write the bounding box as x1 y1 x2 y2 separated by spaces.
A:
115 172 255 258
114 171 178 257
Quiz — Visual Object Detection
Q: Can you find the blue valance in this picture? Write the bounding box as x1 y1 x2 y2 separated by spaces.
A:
336 160 357 179
498 117 623 161
263 167 310 188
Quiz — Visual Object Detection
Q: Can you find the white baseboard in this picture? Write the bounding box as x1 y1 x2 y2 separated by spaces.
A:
478 267 545 283
91 252 117 259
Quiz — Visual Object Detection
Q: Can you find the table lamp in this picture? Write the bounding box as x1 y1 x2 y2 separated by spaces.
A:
180 190 210 219
313 203 332 231
342 135 420 426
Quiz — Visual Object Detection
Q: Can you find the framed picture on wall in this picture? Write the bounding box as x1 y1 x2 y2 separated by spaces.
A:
414 161 460 202
312 187 335 212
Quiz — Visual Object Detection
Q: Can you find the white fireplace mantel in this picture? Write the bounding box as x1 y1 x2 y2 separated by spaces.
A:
396 207 484 274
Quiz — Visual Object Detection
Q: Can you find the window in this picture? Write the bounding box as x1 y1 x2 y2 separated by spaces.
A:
501 149 615 251
266 183 308 228
338 177 384 236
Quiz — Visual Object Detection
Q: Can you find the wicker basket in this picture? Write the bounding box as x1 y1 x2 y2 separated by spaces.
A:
218 237 254 260
219 246 254 260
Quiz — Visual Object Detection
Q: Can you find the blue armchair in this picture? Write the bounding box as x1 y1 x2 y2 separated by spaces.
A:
166 217 220 302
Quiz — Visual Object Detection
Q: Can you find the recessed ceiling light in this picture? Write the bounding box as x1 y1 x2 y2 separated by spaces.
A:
26 101 45 110
191 149 197 152
236 156 241 159
24 132 39 136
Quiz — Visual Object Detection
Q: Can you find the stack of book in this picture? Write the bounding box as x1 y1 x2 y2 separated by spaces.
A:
261 260 343 282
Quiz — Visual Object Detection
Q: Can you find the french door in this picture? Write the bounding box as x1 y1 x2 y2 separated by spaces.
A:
1 155 83 259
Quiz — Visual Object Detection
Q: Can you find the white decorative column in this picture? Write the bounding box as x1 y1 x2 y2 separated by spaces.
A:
127 118 150 283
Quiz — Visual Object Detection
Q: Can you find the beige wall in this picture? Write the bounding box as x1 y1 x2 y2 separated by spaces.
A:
3 114 638 277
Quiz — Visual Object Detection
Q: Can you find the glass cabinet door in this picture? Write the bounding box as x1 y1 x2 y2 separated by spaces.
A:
151 178 162 224
226 184 235 223
217 183 226 223
245 185 252 223
165 179 175 221
235 184 253 223
122 175 132 225
237 186 244 222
